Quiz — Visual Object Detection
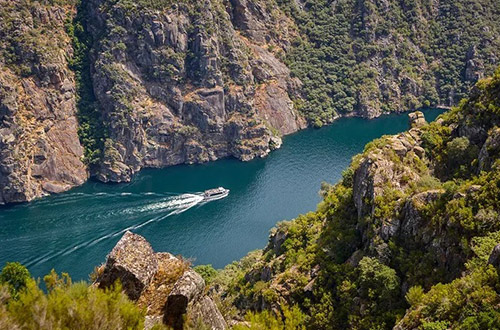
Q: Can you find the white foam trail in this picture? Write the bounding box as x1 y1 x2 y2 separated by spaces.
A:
121 193 202 214
26 193 204 268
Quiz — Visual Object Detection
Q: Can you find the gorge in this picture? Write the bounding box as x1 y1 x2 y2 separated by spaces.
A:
1 0 499 204
0 109 442 282
1 0 500 329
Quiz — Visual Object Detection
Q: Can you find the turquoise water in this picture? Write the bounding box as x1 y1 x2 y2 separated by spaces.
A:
0 109 443 281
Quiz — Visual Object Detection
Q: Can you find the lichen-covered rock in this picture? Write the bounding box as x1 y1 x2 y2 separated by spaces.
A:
189 296 228 330
164 270 206 329
98 231 227 329
97 231 158 300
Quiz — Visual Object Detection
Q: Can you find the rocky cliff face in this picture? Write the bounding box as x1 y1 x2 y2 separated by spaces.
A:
86 0 305 182
1 0 499 203
0 0 87 204
96 231 227 330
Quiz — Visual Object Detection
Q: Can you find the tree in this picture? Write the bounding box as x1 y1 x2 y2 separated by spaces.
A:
0 262 30 297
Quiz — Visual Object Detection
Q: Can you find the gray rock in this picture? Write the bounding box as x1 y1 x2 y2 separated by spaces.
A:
268 227 288 255
478 127 500 171
488 244 500 271
97 231 158 300
190 296 228 330
164 270 206 329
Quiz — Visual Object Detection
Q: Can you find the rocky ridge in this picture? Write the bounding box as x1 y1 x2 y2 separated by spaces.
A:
207 69 500 328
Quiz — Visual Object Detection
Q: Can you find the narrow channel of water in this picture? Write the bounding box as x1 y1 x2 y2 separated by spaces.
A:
0 109 443 281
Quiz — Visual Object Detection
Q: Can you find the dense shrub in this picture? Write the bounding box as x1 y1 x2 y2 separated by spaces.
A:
0 262 30 298
0 264 145 329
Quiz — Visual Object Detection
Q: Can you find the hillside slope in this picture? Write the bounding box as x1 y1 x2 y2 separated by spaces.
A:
1 0 499 204
211 67 500 329
1 67 500 330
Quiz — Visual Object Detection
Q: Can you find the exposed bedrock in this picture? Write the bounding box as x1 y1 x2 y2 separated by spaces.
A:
96 231 227 330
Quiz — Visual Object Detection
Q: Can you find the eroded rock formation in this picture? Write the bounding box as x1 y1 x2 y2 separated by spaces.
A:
96 231 227 330
87 0 305 182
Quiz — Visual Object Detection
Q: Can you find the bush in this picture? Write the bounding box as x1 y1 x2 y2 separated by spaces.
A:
233 305 306 330
0 267 145 329
193 264 218 285
0 263 30 297
405 286 424 306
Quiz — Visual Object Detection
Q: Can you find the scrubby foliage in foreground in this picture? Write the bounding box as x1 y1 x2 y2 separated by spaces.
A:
211 68 500 329
0 263 144 330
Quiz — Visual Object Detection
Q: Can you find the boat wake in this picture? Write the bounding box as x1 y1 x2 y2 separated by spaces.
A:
23 193 204 268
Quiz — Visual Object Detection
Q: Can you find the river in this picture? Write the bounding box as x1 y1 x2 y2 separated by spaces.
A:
0 109 443 281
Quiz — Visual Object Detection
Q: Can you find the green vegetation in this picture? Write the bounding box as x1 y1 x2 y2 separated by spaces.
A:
211 68 500 329
0 263 144 329
275 0 500 124
0 262 30 298
193 264 218 285
0 0 77 77
67 0 106 166
233 305 306 330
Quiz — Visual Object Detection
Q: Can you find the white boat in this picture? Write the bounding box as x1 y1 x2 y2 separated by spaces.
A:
203 187 229 201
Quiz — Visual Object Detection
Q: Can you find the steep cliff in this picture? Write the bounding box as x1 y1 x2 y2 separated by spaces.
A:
86 0 305 182
210 68 500 329
1 0 499 203
0 0 87 204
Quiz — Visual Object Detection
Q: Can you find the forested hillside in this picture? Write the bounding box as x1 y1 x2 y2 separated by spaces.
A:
1 0 499 203
276 0 500 124
210 67 500 329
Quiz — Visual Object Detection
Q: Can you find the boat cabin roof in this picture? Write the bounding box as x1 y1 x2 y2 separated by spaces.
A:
204 187 226 194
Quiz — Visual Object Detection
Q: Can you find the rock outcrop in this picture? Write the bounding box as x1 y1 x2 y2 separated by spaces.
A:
97 231 158 300
211 77 500 327
96 231 227 330
0 0 87 204
86 0 305 182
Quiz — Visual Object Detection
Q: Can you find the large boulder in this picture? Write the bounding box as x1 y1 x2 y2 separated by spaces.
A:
97 231 158 300
164 270 206 329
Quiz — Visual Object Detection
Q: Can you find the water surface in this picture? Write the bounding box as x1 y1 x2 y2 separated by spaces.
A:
0 109 442 281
